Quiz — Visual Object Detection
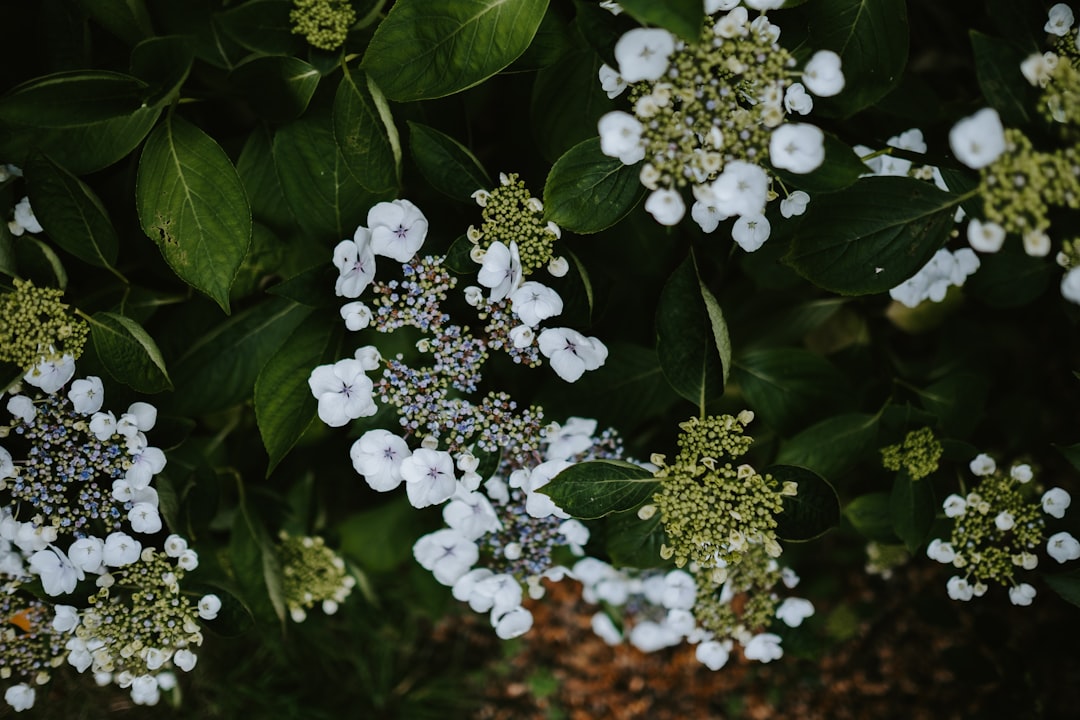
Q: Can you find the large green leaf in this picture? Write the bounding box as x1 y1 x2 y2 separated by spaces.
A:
334 66 401 195
543 137 643 234
807 0 909 118
130 35 194 108
361 0 550 101
769 465 840 542
216 0 301 55
606 508 669 569
656 253 732 412
843 492 899 543
87 311 172 393
230 56 320 124
167 298 310 415
407 122 492 202
616 0 702 43
785 176 961 296
1046 568 1080 609
971 31 1037 127
732 348 846 435
890 471 935 552
136 115 252 313
24 154 120 270
255 317 343 473
237 126 296 234
531 38 610 162
339 497 420 573
776 413 879 483
540 460 657 519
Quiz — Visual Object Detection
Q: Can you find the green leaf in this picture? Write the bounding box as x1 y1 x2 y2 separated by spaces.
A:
362 0 550 101
230 56 320 124
237 126 296 234
130 35 194 108
531 39 610 162
917 373 989 439
890 471 935 552
971 31 1036 127
616 0 702 43
776 413 879 482
136 115 252 313
229 508 286 624
541 460 657 519
407 122 492 202
771 133 867 194
78 0 155 45
844 492 899 543
87 311 172 393
334 66 401 195
508 4 572 70
266 264 337 307
785 176 960 296
807 0 909 118
255 317 343 473
0 71 161 173
732 348 846 435
167 298 310 416
656 253 731 411
606 507 670 569
1045 568 1080 609
1055 442 1080 473
14 236 67 289
216 0 301 55
743 298 847 350
24 154 120 270
339 497 419 573
769 465 840 542
543 137 643 234
273 111 383 242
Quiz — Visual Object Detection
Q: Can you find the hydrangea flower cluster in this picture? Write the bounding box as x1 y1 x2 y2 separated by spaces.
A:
927 453 1077 606
645 411 795 569
289 0 355 51
0 361 216 711
278 532 355 622
947 4 1080 304
596 3 844 243
880 427 943 481
0 278 88 372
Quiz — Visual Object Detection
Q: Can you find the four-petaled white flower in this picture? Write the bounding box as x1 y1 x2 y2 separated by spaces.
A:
780 190 810 218
444 489 503 540
68 536 105 573
174 648 198 672
614 28 675 82
691 199 727 233
126 446 166 489
29 545 84 595
696 640 732 670
709 160 769 218
943 493 967 518
732 213 771 252
927 538 956 564
802 50 845 97
538 327 609 383
24 354 76 394
946 575 975 601
414 528 479 585
308 359 377 427
1046 4 1075 36
103 532 142 567
68 376 104 415
4 683 35 712
130 674 160 706
1042 487 1071 519
1048 532 1080 563
477 240 523 302
776 597 815 627
493 605 533 639
128 502 162 534
598 111 646 165
770 123 826 174
368 199 428 262
510 281 564 327
969 453 997 476
340 301 373 331
400 447 457 508
967 218 1006 253
744 632 784 662
949 108 1006 170
644 188 686 226
660 570 697 610
198 593 222 620
598 63 626 98
333 228 377 297
351 429 411 492
784 83 813 115
1009 583 1037 606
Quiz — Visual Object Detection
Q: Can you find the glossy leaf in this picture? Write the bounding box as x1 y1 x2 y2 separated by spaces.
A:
732 348 846 435
785 176 960 296
136 115 253 313
543 137 643 234
770 465 841 542
130 35 195 108
616 0 702 43
890 471 935 552
87 311 172 393
844 492 898 543
230 56 320 124
971 31 1036 127
606 507 669 568
776 413 879 482
339 498 419 573
407 122 491 202
237 126 296 234
334 66 401 195
540 460 657 519
362 0 550 101
531 40 610 162
216 0 300 55
24 154 119 270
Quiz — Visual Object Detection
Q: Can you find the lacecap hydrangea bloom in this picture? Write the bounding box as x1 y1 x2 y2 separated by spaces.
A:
278 532 355 622
596 4 843 248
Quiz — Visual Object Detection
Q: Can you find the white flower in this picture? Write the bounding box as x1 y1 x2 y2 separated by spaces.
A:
4 683 35 712
591 612 622 645
1021 52 1059 87
770 123 826 174
598 63 627 98
24 354 76 394
89 410 116 440
1042 487 1071 518
1011 464 1034 483
714 6 749 38
0 446 14 480
548 256 569 277
477 240 523 302
493 606 533 639
538 327 609 382
927 538 956 564
68 536 105 573
174 648 198 672
802 50 844 97
443 490 502 540
969 453 996 476
400 447 457 508
545 417 598 461
614 28 675 82
731 214 771 252
783 82 813 115
691 199 726 233
1009 583 1037 606
1049 532 1080 563
710 160 769 217
1063 266 1080 305
559 518 590 554
1047 4 1075 36
510 281 564 327
144 647 169 671
994 511 1015 532
68 376 104 415
340 302 372 331
508 325 535 349
661 570 697 610
705 0 740 12
128 503 162 534
7 395 36 424
780 190 810 218
130 674 160 705
644 188 686 226
332 229 377 297
946 575 975 601
598 111 646 165
744 632 784 662
103 532 142 567
943 494 967 518
629 620 680 652
696 640 731 671
350 429 411 492
367 199 428 262
967 218 1006 253
524 459 572 519
9 197 43 235
29 546 84 595
164 534 188 558
413 528 478 585
308 359 377 427
1023 229 1051 257
126 446 166 489
776 597 814 627
949 108 1006 170
746 0 785 9
198 593 222 620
